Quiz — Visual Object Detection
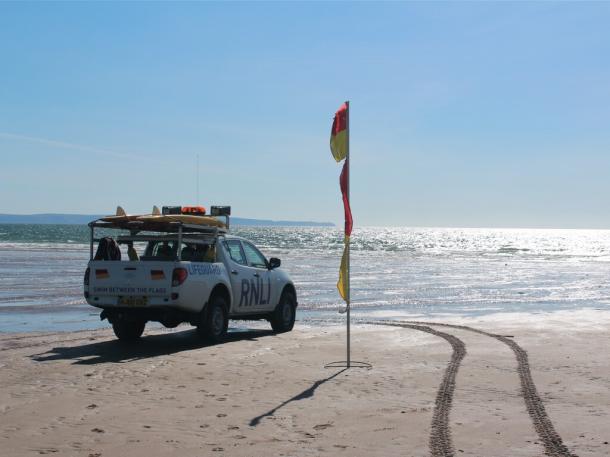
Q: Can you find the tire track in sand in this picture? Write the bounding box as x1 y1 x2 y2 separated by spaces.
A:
376 322 466 457
396 320 579 457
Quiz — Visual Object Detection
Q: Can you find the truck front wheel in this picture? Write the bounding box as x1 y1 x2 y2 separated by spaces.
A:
198 295 228 343
270 291 296 333
112 320 145 342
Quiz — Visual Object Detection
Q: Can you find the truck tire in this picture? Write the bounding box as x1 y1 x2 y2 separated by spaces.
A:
198 295 228 343
270 291 296 333
112 320 145 342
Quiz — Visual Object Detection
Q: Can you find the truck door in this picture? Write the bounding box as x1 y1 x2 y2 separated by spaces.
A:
241 241 274 311
222 240 255 313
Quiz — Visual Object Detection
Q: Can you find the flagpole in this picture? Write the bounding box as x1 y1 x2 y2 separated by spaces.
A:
324 101 370 371
345 100 350 369
324 101 372 370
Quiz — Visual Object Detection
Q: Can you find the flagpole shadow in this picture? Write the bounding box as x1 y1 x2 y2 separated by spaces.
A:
324 360 372 369
249 368 348 427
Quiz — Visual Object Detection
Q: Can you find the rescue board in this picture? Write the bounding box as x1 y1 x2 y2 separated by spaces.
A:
136 214 226 228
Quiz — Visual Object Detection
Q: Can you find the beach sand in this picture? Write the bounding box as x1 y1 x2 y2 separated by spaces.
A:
1 310 609 457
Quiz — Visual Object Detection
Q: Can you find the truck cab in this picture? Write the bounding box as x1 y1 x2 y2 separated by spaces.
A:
84 206 297 342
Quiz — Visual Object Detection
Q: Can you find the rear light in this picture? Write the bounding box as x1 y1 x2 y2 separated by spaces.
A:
84 267 90 286
172 268 188 287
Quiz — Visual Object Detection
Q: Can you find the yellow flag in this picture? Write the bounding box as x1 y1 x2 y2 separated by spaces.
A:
337 235 350 302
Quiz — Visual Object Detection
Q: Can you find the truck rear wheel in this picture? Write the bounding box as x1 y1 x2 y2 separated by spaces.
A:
112 320 145 342
198 295 228 343
270 291 296 333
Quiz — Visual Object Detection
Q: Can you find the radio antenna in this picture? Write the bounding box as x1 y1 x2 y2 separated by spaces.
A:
196 154 199 205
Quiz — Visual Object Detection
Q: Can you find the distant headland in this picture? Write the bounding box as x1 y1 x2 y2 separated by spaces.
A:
0 213 334 227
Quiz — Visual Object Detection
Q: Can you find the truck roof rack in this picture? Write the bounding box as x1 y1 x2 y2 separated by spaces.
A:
87 207 231 260
88 219 227 235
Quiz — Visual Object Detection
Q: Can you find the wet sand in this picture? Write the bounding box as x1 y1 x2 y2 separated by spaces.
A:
1 309 609 456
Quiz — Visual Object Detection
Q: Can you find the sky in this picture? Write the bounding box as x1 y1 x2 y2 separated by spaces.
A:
1 2 610 228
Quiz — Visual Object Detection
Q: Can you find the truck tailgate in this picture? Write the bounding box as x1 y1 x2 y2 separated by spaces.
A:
88 261 174 304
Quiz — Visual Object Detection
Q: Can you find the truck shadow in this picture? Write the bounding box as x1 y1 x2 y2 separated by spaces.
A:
30 328 276 365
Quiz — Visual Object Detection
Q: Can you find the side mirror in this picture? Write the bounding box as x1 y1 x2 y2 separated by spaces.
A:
268 257 281 269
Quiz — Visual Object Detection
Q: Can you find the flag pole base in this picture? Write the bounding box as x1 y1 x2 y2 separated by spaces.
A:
324 361 372 369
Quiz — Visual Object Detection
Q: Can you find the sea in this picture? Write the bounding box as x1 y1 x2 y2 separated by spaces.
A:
1 224 610 332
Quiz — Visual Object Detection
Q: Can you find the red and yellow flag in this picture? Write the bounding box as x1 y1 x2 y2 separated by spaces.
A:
337 161 352 301
339 161 353 237
330 102 352 302
337 239 349 301
330 103 348 162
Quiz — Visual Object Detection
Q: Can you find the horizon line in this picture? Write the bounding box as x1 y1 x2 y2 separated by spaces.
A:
2 213 610 231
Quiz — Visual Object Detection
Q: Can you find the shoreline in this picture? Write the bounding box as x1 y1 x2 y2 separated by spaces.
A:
1 305 609 334
1 309 609 456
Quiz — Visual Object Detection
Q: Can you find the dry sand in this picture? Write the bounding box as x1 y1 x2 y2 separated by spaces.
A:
1 309 609 457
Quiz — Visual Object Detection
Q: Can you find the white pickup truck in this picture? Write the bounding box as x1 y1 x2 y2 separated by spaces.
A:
83 206 297 342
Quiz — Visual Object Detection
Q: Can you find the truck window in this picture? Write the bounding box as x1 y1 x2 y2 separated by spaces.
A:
223 240 246 265
242 242 268 269
144 241 178 260
180 243 196 261
187 243 216 263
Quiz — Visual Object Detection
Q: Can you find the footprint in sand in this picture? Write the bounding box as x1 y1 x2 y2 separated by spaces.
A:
313 423 333 431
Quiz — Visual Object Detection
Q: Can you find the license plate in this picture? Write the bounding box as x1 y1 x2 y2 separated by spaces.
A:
118 296 147 307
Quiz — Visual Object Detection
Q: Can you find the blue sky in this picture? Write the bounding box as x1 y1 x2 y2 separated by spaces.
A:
1 2 610 228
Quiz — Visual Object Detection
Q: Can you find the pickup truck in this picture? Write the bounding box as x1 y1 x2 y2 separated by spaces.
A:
83 208 297 342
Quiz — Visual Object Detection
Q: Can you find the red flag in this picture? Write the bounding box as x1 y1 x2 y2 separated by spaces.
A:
330 103 348 162
340 161 352 237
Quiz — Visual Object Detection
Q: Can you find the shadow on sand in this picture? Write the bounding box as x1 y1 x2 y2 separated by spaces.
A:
30 328 276 365
249 368 348 427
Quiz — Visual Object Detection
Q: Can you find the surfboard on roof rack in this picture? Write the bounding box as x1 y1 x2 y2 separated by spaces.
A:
101 205 161 223
95 205 230 232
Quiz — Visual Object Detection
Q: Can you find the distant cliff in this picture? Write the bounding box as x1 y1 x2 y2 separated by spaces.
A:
0 213 334 227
